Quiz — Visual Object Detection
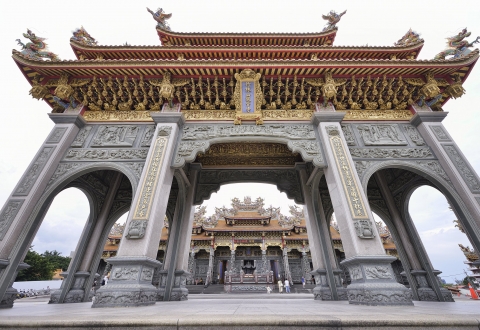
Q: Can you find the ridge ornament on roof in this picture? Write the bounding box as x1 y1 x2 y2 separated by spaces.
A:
147 7 172 31
71 27 98 46
322 10 346 32
16 29 59 62
394 29 422 47
434 28 480 60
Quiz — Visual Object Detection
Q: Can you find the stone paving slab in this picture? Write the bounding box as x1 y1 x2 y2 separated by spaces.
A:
0 294 479 329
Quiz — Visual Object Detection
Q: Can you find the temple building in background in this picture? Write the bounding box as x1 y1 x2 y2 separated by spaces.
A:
103 196 401 290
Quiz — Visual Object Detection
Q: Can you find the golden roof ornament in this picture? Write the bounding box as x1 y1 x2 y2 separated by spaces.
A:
29 74 50 100
322 10 346 32
445 73 466 99
233 69 264 125
305 72 346 106
149 72 188 107
147 7 172 31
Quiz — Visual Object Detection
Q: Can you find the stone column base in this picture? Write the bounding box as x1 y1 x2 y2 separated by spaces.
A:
0 262 29 308
341 256 413 306
92 256 161 308
157 269 190 301
311 269 348 301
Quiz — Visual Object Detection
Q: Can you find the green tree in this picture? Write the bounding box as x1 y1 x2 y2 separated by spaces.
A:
43 250 71 271
15 248 55 281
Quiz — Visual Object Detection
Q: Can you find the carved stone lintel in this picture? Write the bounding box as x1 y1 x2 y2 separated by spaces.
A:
91 126 139 147
403 125 425 146
430 125 450 141
71 126 92 147
64 149 148 161
341 124 356 146
349 148 433 159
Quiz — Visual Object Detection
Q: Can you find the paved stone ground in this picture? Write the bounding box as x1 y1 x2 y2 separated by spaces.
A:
0 294 479 329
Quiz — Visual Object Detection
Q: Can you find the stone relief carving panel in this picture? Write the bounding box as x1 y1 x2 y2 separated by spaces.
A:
349 148 433 159
13 147 56 196
341 124 356 146
403 125 425 146
125 220 147 239
91 126 139 147
64 149 148 161
112 267 139 281
72 127 92 148
431 125 450 142
0 200 24 240
365 266 392 279
356 124 407 146
46 127 67 144
415 161 453 186
175 124 323 168
443 145 480 193
140 126 156 147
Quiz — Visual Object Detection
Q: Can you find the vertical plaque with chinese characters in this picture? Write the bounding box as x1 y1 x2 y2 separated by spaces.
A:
241 81 255 113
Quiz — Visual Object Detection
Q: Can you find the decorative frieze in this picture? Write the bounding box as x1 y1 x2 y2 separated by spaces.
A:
403 125 425 146
356 124 407 146
443 144 480 192
71 127 92 147
349 148 433 159
14 147 55 196
431 125 450 141
64 149 148 161
91 126 139 147
124 163 145 181
46 127 67 144
0 200 24 240
83 111 155 122
415 160 452 184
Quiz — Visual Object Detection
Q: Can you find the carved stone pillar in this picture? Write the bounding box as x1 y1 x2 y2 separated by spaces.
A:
228 249 236 274
0 113 85 307
186 250 196 285
205 246 214 285
92 113 183 308
297 164 346 300
411 112 480 257
259 250 268 273
313 112 412 306
282 247 293 284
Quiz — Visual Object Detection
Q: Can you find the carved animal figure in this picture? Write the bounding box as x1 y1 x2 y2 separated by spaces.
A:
394 29 422 47
71 26 98 46
434 28 480 60
322 10 346 31
147 7 172 30
16 29 59 61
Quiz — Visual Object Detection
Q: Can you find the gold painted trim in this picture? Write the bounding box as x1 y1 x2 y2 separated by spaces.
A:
83 109 413 122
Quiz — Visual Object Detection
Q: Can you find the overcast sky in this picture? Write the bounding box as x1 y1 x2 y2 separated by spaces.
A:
1 0 479 282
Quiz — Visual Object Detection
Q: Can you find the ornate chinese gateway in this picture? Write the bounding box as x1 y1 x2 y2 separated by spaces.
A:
1 8 480 308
